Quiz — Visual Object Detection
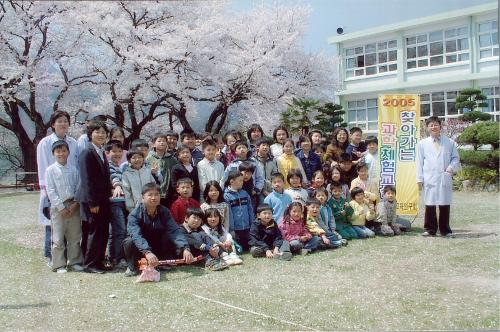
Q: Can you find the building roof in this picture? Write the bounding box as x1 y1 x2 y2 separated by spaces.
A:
327 2 498 44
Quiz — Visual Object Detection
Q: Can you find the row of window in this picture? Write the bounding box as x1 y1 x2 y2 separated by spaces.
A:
344 20 498 79
346 87 500 131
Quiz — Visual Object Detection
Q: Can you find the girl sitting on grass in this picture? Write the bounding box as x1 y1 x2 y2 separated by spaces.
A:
201 208 242 265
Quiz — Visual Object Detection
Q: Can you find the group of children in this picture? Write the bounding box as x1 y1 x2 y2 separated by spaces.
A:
38 111 408 276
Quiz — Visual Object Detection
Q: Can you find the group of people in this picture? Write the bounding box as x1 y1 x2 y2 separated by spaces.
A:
37 111 460 276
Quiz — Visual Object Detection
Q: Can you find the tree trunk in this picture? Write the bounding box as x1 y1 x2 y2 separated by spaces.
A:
205 102 228 133
7 101 48 182
176 104 193 132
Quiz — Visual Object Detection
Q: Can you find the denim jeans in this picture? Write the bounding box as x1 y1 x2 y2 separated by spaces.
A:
289 236 321 253
353 226 375 238
108 201 127 261
44 225 51 258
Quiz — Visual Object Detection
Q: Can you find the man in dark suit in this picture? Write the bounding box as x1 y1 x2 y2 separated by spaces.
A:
77 120 112 273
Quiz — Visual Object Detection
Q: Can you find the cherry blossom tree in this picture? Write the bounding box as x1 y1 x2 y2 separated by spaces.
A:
0 1 338 173
0 0 99 174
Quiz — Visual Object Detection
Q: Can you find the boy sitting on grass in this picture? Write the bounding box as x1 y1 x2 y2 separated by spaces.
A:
123 183 193 277
306 197 342 249
248 204 292 260
375 185 402 236
327 181 357 240
180 207 228 271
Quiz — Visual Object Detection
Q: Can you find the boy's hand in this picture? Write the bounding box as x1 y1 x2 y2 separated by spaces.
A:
273 247 279 255
183 249 194 263
341 210 346 216
417 182 423 191
322 235 330 245
69 202 79 216
60 208 70 218
262 190 269 196
299 235 309 242
151 161 158 175
112 186 123 198
209 246 219 258
265 250 274 259
369 203 375 212
252 190 257 196
145 252 159 267
90 206 100 214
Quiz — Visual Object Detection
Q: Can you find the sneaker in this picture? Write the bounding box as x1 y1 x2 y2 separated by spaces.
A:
274 252 292 261
116 259 128 269
56 267 67 274
206 259 229 271
421 231 435 237
228 252 243 265
442 233 454 239
300 249 311 255
124 267 138 277
341 239 348 246
71 264 84 272
46 258 52 268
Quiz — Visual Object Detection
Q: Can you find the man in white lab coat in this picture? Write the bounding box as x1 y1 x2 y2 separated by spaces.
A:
416 116 461 237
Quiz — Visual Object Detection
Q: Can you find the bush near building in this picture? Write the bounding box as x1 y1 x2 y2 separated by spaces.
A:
456 121 500 190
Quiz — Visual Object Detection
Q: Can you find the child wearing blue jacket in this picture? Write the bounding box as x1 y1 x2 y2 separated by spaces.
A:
224 170 254 251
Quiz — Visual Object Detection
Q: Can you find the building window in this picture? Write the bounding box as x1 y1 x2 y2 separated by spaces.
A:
481 86 499 121
406 26 469 70
478 20 499 59
345 40 397 78
347 98 378 131
420 91 458 119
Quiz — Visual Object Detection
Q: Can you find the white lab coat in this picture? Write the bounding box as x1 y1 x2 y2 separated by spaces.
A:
416 135 460 205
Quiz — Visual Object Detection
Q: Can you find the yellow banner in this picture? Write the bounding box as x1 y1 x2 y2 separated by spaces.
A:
378 94 420 215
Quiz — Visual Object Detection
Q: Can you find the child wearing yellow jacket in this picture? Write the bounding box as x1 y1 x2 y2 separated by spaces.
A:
348 187 376 238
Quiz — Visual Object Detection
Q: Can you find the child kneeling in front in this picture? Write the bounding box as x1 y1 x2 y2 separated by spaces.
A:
180 207 229 271
248 204 293 260
201 207 242 265
123 183 193 277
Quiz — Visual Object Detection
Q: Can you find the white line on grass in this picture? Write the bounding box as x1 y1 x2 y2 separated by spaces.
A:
192 294 318 331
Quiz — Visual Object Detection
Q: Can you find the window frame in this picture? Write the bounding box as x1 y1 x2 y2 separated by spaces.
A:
481 86 500 121
346 98 378 131
344 39 398 79
477 20 499 60
405 26 470 71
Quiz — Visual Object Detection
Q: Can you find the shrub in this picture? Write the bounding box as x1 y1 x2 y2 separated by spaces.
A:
454 166 498 189
458 121 500 150
459 150 500 169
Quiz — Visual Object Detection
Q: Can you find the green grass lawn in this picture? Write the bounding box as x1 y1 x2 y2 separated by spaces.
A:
0 191 498 331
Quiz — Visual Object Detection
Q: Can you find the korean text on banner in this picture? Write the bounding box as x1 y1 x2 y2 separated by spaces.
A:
378 95 420 216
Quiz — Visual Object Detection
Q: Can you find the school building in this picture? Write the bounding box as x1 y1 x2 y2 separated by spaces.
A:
328 2 499 134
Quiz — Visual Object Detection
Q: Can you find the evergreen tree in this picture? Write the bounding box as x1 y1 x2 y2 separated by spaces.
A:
456 88 491 123
313 102 347 141
281 98 320 135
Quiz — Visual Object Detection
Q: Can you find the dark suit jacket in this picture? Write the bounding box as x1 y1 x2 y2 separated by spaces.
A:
77 143 112 208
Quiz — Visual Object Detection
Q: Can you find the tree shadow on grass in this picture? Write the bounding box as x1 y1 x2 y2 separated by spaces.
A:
402 226 497 239
0 302 51 310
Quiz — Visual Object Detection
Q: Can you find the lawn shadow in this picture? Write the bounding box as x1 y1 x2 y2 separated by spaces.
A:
162 264 207 281
0 302 51 310
403 226 425 236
